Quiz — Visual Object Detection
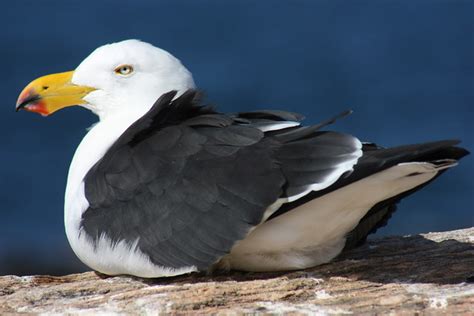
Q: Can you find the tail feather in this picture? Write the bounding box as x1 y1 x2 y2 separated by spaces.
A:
268 140 469 240
233 109 470 251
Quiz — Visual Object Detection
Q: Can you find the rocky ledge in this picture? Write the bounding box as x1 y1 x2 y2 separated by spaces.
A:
1 227 473 314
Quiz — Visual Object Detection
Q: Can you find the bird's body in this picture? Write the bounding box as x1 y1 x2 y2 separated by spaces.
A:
17 40 468 278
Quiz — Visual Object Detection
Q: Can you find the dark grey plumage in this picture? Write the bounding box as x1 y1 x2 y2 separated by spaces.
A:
80 90 362 270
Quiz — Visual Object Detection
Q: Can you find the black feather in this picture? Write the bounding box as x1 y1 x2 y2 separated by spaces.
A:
80 89 469 272
82 90 288 270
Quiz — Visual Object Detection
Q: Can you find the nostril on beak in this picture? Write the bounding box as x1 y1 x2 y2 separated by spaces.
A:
42 86 49 91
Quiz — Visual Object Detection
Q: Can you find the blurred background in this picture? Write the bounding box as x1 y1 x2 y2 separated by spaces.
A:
0 0 472 276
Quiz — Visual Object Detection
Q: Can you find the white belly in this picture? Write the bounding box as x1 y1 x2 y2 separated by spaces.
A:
64 113 196 277
226 162 442 271
64 115 449 275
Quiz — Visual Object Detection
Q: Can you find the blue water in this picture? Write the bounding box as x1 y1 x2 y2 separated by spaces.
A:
0 0 472 275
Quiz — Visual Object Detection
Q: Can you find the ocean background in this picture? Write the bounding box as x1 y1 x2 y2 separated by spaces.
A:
0 0 472 275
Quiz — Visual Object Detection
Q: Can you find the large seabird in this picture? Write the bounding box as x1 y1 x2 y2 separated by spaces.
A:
16 40 468 278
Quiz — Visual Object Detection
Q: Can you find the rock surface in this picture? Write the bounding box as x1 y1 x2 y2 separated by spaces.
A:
1 228 473 315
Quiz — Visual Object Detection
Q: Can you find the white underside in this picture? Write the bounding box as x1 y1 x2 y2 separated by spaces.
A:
224 161 448 272
68 182 198 278
64 115 305 277
64 113 452 277
65 112 198 278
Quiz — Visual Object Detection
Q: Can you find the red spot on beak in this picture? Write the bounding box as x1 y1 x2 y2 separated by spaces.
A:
16 88 49 116
22 100 49 116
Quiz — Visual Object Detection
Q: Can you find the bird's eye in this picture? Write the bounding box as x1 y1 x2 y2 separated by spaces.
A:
114 64 134 76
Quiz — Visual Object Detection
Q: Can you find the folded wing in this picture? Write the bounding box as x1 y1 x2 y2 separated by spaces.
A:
80 90 362 271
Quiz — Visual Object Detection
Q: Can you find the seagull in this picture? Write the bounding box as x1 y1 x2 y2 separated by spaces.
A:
16 39 468 278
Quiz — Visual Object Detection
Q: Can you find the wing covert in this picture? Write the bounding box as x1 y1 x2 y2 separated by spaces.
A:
81 91 285 270
80 90 363 272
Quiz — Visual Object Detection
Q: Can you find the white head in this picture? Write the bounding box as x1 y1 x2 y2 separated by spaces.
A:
16 39 195 120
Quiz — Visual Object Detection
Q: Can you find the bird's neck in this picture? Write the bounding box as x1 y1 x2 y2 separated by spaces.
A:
64 111 144 228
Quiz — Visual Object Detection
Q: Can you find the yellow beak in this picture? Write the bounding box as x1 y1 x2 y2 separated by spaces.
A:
16 71 95 116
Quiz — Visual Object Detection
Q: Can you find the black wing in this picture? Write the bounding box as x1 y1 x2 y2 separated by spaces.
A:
269 140 469 248
81 90 361 271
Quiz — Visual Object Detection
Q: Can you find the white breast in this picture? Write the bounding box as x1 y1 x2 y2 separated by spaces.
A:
63 112 196 277
64 114 137 237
